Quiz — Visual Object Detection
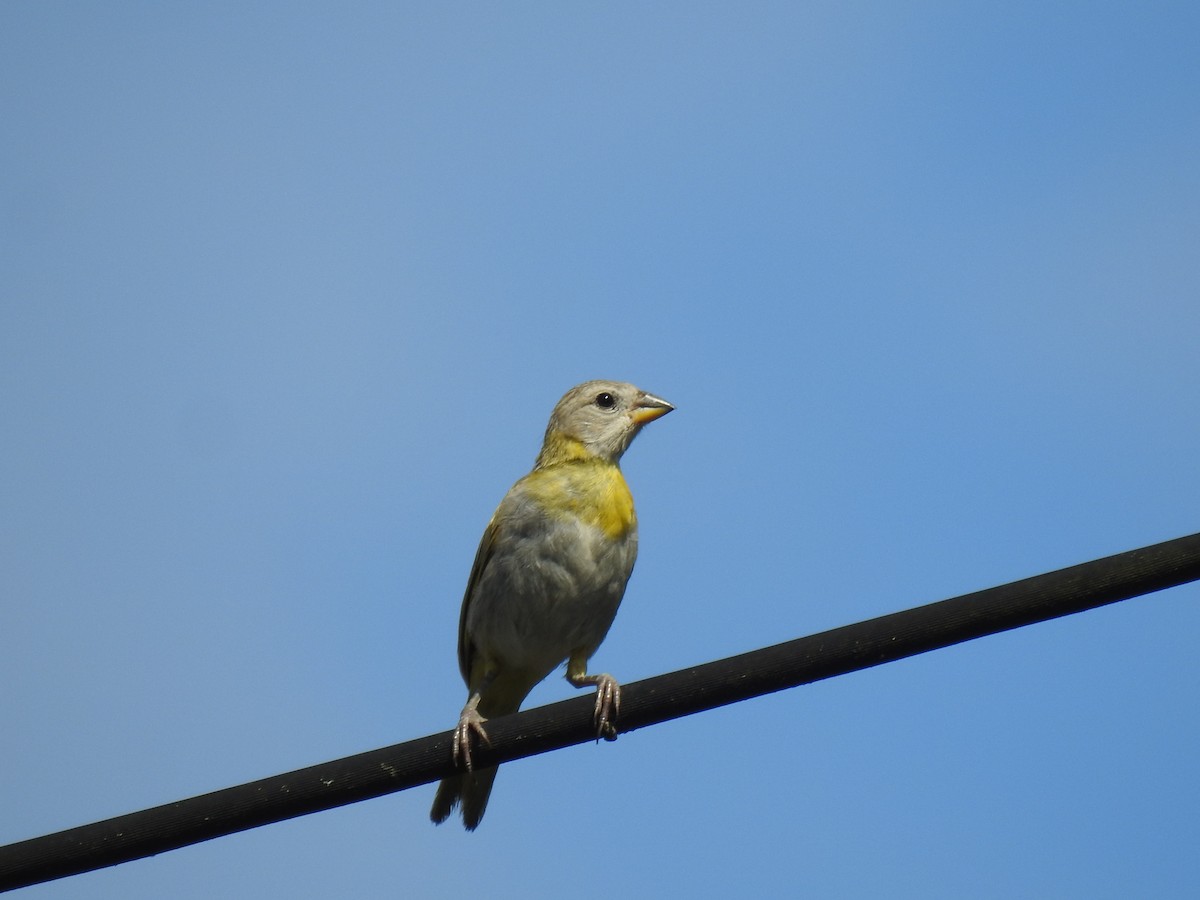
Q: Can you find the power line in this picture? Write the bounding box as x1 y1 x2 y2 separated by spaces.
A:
2 531 1199 893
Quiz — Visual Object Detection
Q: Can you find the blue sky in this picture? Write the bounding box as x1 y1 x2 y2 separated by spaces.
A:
3 3 1199 897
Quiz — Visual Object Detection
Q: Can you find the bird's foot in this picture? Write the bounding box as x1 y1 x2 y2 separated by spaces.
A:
593 673 621 742
452 704 490 771
568 671 621 742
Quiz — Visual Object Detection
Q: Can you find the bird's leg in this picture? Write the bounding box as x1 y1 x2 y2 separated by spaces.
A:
566 656 621 742
452 690 491 771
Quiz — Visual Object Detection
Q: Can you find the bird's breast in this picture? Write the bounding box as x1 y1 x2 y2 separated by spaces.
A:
465 465 640 676
520 461 637 540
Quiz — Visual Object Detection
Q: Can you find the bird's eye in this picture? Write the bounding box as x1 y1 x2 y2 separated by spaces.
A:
595 392 616 409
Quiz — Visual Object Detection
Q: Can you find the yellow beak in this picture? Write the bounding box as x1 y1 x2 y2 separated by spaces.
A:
631 393 675 425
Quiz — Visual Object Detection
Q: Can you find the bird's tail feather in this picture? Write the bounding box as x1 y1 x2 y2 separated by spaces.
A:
430 672 535 829
429 766 499 830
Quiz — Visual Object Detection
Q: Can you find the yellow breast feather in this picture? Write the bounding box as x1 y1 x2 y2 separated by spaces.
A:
521 460 636 540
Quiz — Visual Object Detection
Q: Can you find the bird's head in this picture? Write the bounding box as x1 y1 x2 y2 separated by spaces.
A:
536 380 673 467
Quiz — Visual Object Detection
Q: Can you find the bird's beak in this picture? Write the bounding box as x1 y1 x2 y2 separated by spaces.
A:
631 393 675 425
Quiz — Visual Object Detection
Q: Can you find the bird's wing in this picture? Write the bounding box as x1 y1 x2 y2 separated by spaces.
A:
456 512 501 685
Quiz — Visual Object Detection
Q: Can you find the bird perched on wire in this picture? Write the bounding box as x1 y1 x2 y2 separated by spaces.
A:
430 380 674 830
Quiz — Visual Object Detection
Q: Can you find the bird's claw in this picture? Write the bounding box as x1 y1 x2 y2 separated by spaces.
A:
591 674 621 742
452 706 490 771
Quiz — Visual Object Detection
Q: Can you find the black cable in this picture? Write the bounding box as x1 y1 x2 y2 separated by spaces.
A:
2 531 1198 893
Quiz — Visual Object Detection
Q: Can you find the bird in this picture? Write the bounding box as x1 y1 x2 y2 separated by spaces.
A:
429 380 673 830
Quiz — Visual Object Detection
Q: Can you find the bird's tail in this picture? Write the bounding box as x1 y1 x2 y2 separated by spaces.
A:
429 766 499 830
429 674 532 829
